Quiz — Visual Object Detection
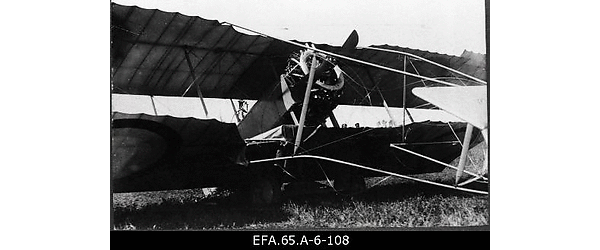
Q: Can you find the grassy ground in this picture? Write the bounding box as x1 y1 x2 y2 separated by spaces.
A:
112 143 488 230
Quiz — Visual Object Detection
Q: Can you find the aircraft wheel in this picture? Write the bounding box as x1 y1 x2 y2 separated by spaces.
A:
229 168 283 207
248 175 282 207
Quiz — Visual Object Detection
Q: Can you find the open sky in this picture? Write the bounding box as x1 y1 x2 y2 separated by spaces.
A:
111 0 488 124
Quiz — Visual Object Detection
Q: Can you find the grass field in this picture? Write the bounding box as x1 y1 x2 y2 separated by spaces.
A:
112 143 488 230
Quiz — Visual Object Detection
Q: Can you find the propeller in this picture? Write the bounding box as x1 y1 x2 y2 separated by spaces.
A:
341 30 359 53
313 30 359 77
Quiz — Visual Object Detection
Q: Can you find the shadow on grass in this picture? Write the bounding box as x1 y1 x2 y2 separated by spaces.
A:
112 177 489 230
281 177 487 206
358 178 487 202
112 190 291 230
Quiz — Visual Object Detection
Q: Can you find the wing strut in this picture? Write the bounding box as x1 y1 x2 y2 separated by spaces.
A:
183 49 209 116
293 52 319 154
150 95 158 115
402 55 407 139
455 123 474 186
328 111 340 128
229 99 241 123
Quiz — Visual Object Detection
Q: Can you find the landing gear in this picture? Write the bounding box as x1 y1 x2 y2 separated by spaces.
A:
249 174 282 206
231 167 283 207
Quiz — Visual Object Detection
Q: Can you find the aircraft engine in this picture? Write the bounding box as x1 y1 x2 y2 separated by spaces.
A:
282 48 345 126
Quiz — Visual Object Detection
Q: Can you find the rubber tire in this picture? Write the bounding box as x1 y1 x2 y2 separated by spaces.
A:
252 177 279 205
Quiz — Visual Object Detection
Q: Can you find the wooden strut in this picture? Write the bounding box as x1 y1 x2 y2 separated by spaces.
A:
402 55 407 139
249 155 488 195
329 111 340 128
455 123 474 186
447 123 479 172
183 49 209 116
480 127 489 175
150 95 158 115
456 127 489 187
293 53 319 154
229 99 241 123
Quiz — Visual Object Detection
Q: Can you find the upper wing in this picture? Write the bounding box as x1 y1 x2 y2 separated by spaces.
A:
111 3 486 108
111 3 300 100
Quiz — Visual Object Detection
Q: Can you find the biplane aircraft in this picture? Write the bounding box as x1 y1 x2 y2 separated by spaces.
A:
111 3 489 205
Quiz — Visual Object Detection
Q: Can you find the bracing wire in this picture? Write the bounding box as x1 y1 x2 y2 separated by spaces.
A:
250 155 488 195
298 128 375 155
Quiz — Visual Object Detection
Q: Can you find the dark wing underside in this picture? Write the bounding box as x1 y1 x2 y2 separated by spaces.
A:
111 3 486 108
111 112 248 192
